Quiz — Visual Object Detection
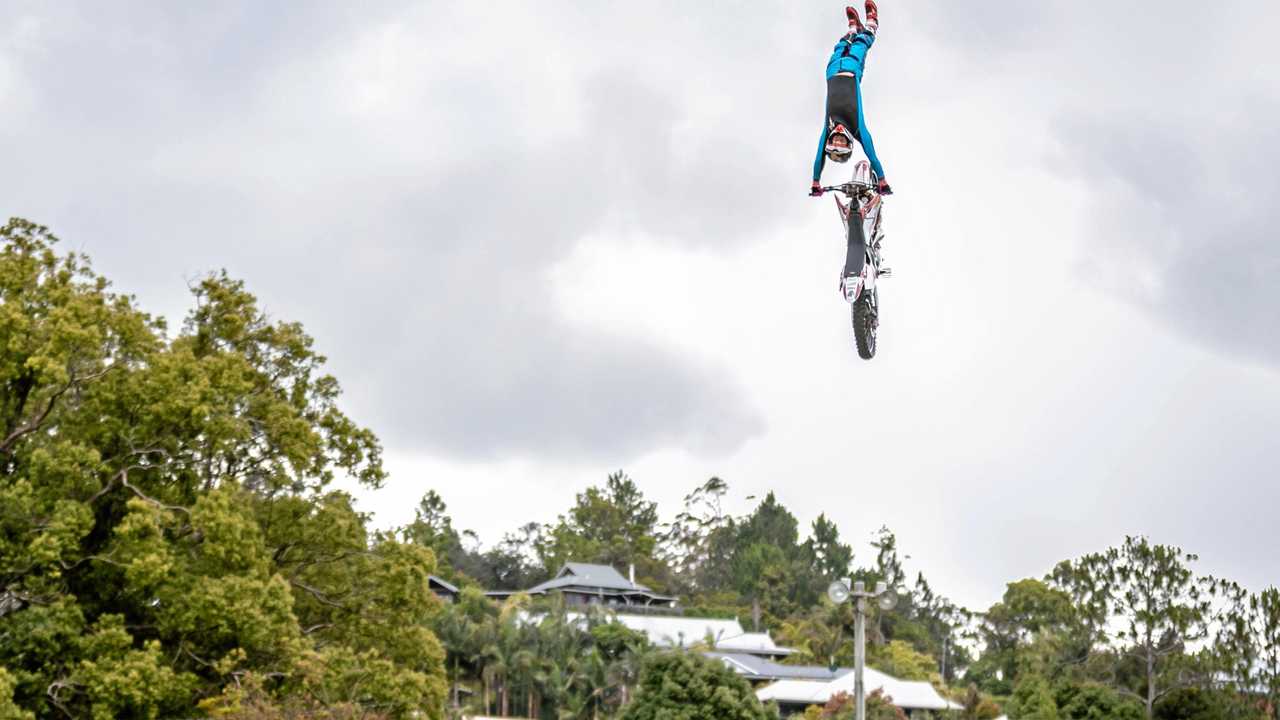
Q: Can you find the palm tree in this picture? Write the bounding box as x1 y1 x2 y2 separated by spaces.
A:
578 647 610 720
511 641 539 718
438 591 656 719
604 635 648 711
481 637 509 717
435 602 475 708
488 594 534 716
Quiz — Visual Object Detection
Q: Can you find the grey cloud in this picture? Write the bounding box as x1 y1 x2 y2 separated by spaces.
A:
298 90 775 457
1 2 785 460
1070 110 1280 367
895 0 1280 370
1042 1 1280 368
907 0 1053 52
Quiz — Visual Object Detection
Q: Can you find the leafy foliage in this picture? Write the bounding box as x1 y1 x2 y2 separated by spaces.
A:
952 684 1002 720
430 593 652 718
0 220 443 719
1009 676 1060 720
1054 682 1145 720
1214 584 1280 720
620 651 775 720
868 640 938 682
802 690 907 720
1051 537 1218 718
0 668 32 720
538 472 668 590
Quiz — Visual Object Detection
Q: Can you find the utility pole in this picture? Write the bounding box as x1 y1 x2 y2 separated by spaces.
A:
855 590 867 720
829 580 897 720
940 634 950 684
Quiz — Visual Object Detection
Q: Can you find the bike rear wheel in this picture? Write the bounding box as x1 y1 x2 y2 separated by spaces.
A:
851 287 877 360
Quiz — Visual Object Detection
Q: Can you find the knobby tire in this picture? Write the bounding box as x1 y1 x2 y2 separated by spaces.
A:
852 289 877 360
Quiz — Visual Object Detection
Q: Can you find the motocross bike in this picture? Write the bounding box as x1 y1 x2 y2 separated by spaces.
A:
821 161 889 360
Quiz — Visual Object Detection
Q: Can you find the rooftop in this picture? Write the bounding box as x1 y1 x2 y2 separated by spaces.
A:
571 612 799 659
428 575 459 594
707 652 847 682
713 631 794 656
756 667 962 712
486 563 676 605
607 613 747 648
529 563 651 594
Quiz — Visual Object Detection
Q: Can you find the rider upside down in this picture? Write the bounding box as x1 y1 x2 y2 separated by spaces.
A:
810 2 892 199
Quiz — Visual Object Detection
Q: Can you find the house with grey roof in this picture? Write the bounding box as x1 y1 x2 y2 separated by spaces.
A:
428 575 459 604
486 562 676 608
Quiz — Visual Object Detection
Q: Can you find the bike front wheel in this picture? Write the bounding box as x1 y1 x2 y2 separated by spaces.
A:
851 287 878 360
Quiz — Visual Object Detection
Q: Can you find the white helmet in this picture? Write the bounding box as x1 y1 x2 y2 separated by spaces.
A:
825 123 855 163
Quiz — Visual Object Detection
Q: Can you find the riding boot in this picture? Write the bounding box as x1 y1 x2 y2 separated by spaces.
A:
845 6 864 35
863 0 879 35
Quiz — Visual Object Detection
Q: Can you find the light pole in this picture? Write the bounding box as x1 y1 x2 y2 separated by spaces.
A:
828 579 898 720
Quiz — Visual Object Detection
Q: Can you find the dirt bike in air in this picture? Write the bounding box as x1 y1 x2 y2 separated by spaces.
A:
821 161 889 360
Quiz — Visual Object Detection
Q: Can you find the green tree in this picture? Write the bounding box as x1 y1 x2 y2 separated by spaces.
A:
478 522 549 591
904 572 971 682
1262 588 1280 720
845 529 968 681
727 493 821 628
1052 537 1217 719
403 491 464 573
433 586 500 712
810 690 908 720
775 600 856 668
436 594 653 719
868 640 938 682
1214 584 1280 720
953 684 1002 720
1153 688 1230 720
0 220 444 718
803 515 854 583
731 542 794 629
661 477 732 597
538 472 667 588
862 527 907 590
1009 676 1060 720
621 651 775 720
738 493 800 551
971 579 1080 694
402 491 501 588
1054 682 1145 720
588 620 651 714
853 529 915 650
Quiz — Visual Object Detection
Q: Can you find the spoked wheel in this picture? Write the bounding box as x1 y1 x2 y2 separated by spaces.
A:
851 287 878 360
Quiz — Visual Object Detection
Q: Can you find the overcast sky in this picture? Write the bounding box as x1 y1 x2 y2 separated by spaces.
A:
3 0 1277 611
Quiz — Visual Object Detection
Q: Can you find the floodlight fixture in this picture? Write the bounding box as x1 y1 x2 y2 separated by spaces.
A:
827 580 851 605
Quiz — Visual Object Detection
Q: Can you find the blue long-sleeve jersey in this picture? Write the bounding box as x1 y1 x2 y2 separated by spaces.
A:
814 31 885 182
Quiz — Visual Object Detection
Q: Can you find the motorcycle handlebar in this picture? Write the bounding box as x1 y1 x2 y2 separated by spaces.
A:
820 181 878 194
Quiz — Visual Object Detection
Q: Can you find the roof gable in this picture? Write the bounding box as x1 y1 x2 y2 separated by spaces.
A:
531 563 647 593
428 575 459 593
